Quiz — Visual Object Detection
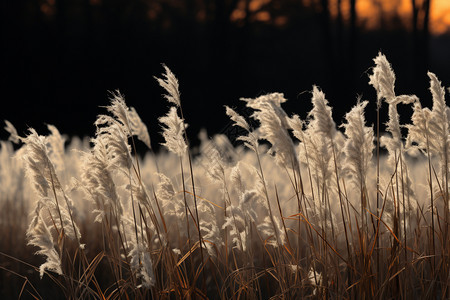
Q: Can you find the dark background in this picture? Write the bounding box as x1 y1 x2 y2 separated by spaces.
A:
1 0 449 149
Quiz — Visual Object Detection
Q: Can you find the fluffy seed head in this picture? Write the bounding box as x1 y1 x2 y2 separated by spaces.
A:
369 52 396 107
159 107 187 156
308 86 336 138
155 64 181 107
4 120 20 144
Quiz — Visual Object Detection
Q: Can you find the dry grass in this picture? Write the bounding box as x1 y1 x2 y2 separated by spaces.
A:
0 53 449 299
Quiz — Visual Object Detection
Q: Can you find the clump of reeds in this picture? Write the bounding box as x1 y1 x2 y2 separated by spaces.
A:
0 53 449 299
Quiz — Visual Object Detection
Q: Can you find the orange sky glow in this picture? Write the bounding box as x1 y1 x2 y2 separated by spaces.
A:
239 0 450 35
39 0 450 35
354 0 450 34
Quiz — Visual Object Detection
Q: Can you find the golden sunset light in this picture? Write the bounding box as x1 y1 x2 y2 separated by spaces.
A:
231 0 450 34
355 0 450 34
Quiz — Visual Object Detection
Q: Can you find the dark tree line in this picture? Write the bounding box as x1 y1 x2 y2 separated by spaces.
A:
0 0 444 145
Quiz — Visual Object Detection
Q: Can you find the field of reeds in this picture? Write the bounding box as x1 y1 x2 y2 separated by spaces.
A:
0 53 449 299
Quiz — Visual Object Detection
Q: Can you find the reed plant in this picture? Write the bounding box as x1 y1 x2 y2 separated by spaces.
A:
0 53 449 299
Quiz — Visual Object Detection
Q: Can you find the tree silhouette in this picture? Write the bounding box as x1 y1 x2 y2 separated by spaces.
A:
412 0 431 92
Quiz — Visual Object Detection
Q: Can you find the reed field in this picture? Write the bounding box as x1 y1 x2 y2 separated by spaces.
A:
0 53 449 299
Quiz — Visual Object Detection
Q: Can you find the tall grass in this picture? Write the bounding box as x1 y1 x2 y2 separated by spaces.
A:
1 53 449 299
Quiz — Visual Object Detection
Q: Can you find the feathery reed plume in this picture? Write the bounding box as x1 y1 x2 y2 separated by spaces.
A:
302 86 339 195
198 199 222 257
22 129 61 197
287 114 305 142
4 120 21 144
98 91 152 150
46 125 67 184
370 52 416 185
96 122 133 170
155 173 180 216
128 223 156 288
369 54 419 298
24 129 82 280
159 106 187 157
341 100 374 229
223 189 260 251
105 90 130 128
129 107 152 149
224 106 250 132
406 100 431 155
423 73 448 249
241 92 289 128
154 64 181 107
341 100 374 193
225 106 259 152
369 52 396 107
80 137 123 222
308 86 337 139
26 205 63 278
427 72 450 183
247 94 299 171
156 65 207 293
204 147 226 184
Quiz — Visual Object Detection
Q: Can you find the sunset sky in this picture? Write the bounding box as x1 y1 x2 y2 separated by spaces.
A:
230 0 450 34
39 0 450 34
355 0 450 34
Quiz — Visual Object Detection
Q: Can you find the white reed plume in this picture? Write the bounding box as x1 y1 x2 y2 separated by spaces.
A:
0 139 25 202
308 86 337 139
250 99 299 171
369 52 396 108
341 100 374 192
80 137 123 221
427 72 450 179
46 125 67 184
156 173 185 220
26 205 63 278
4 120 20 144
98 91 152 149
128 228 156 288
198 200 222 257
287 114 305 143
369 53 416 152
302 112 333 186
96 122 133 170
105 90 130 129
24 129 80 239
238 189 262 223
128 107 152 149
24 129 82 278
154 64 181 107
230 162 245 194
225 106 259 153
159 106 187 156
155 173 176 203
223 189 262 252
241 92 290 128
129 244 156 288
23 129 61 198
225 105 250 132
302 85 347 188
222 205 248 251
407 73 450 174
369 53 416 163
204 147 226 184
406 101 432 157
257 214 286 247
